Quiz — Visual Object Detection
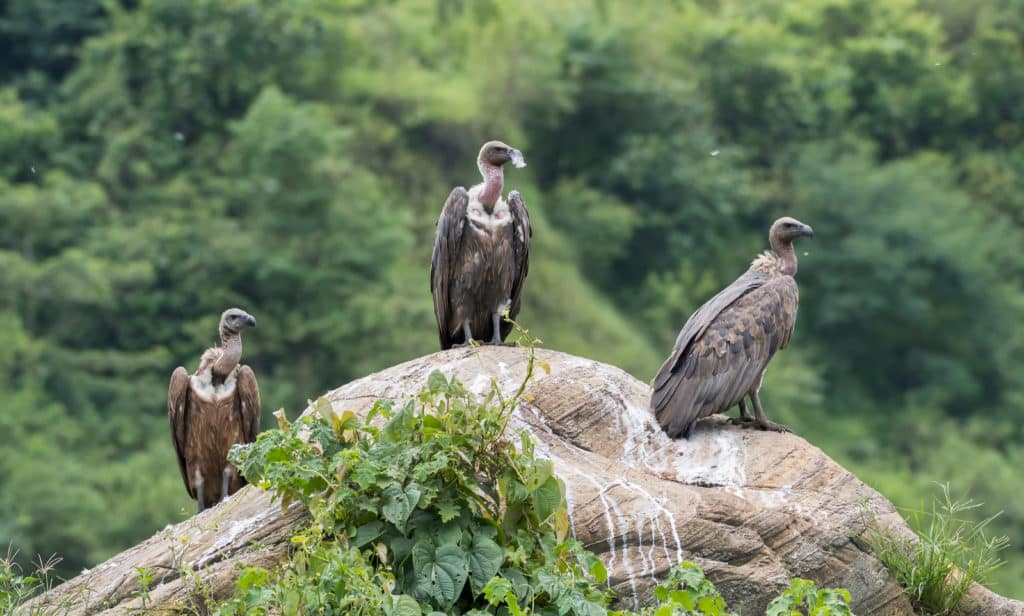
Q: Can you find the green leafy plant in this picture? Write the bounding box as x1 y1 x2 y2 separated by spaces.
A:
765 579 853 616
638 561 736 615
134 566 153 609
868 483 1008 615
217 324 611 615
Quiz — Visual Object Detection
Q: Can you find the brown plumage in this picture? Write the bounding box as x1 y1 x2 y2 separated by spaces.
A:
651 217 814 438
431 141 531 349
168 308 260 512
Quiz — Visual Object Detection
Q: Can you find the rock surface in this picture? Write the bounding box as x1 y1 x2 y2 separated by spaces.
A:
30 347 1024 615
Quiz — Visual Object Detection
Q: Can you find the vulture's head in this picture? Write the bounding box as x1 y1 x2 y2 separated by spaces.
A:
478 140 526 171
770 217 814 246
219 307 257 335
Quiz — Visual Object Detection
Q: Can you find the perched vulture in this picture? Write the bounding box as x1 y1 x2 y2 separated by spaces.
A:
168 308 260 512
431 140 532 349
651 217 814 438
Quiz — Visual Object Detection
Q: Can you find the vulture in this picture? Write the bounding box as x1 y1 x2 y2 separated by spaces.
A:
431 140 532 349
651 217 814 439
168 308 260 512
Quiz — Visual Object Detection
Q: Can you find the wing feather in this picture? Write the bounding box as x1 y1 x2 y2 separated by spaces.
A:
430 187 470 349
236 365 261 444
651 269 769 406
501 190 532 340
167 367 193 499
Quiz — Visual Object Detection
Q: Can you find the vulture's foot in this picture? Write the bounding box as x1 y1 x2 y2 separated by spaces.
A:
728 416 756 426
451 341 474 348
751 419 792 433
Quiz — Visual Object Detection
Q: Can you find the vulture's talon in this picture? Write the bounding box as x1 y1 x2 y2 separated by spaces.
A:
755 420 792 433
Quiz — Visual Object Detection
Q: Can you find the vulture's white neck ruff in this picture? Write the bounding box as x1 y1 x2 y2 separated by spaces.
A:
193 346 241 401
466 184 513 233
190 364 239 402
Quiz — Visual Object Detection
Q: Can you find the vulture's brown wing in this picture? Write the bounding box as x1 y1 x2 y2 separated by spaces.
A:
651 269 769 429
236 365 261 444
652 270 770 395
167 367 194 498
501 190 532 340
653 276 799 438
430 187 470 349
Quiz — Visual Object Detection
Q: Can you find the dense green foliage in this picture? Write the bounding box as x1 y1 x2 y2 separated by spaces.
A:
1 0 1023 598
868 484 1009 615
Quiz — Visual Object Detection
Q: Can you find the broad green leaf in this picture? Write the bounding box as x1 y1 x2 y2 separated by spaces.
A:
387 594 421 616
697 595 724 615
314 397 334 422
384 400 415 441
332 409 359 437
501 473 529 504
382 483 421 531
554 508 571 543
436 497 461 523
432 519 463 547
428 370 448 393
526 459 553 490
531 476 563 522
413 542 468 608
483 576 512 606
586 554 607 585
766 596 796 616
353 520 385 548
670 589 696 609
467 535 504 596
235 566 269 592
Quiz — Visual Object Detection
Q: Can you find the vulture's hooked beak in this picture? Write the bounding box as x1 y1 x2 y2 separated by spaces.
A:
246 315 257 328
509 148 526 169
801 224 814 238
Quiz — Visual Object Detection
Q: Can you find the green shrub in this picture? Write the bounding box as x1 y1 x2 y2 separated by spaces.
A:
216 330 613 615
765 579 853 616
868 484 1008 615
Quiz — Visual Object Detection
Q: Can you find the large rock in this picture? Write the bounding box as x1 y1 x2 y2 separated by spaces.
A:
29 347 1024 615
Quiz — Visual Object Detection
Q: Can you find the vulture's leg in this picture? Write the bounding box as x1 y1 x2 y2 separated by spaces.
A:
728 399 756 425
221 466 233 501
452 320 475 348
751 391 791 433
490 312 503 345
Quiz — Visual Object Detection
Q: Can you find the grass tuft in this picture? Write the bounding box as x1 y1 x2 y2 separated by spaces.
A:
868 483 1009 615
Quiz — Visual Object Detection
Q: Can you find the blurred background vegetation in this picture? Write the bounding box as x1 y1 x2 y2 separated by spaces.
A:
1 0 1023 598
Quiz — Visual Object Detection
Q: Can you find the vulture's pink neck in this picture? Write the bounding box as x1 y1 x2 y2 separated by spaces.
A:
213 329 242 378
478 162 504 210
772 240 798 276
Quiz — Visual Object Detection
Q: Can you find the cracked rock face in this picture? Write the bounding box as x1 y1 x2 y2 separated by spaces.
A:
31 347 1023 615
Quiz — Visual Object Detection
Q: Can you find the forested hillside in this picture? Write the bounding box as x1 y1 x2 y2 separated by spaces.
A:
2 0 1023 598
